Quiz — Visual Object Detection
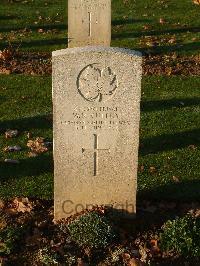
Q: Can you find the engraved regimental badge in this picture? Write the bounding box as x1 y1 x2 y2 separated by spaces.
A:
77 64 118 102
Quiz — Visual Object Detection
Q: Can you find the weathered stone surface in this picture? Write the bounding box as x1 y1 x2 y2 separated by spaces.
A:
68 0 111 48
53 47 142 220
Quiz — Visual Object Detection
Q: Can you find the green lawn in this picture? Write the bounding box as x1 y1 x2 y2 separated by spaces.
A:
0 2 199 265
0 0 199 202
0 75 199 200
0 0 199 54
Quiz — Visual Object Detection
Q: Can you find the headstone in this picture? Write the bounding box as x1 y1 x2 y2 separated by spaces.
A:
68 0 111 48
53 47 142 220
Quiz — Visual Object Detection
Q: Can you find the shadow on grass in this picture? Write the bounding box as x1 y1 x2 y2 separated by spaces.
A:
0 153 53 181
141 98 200 112
0 114 52 132
0 38 67 50
138 179 200 202
140 128 200 155
112 18 151 26
0 15 18 21
0 23 67 33
139 42 200 55
0 95 7 104
112 26 200 39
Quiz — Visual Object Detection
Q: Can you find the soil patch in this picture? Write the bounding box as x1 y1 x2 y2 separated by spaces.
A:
0 198 200 265
0 52 199 76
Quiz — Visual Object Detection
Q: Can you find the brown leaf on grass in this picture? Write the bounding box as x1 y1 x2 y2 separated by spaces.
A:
0 49 13 61
194 209 200 218
6 197 33 214
193 0 200 5
28 151 38 158
5 129 19 138
0 67 11 75
38 28 44 33
168 38 176 44
149 166 157 173
3 145 21 152
0 199 5 210
172 176 180 183
27 137 49 154
143 25 151 30
188 144 197 150
159 18 167 24
14 197 33 213
139 165 145 172
0 219 7 230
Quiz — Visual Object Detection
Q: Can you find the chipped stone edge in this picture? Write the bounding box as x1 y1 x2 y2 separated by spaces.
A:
52 46 142 58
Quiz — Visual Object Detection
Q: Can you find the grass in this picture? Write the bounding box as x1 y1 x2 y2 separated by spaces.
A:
0 0 199 204
0 75 53 198
139 76 200 200
0 0 199 55
0 74 199 200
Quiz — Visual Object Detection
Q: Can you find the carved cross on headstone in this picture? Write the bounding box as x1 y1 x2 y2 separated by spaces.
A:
82 134 110 176
88 11 92 37
68 0 111 48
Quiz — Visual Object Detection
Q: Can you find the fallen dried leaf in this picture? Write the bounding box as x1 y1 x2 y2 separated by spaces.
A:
38 28 44 33
7 197 33 214
5 129 19 138
3 145 21 152
0 200 5 210
143 25 151 30
0 68 11 75
139 245 148 263
159 18 166 24
168 38 176 44
0 49 13 61
139 165 145 172
150 239 160 254
27 137 49 154
149 166 157 173
193 0 200 5
188 144 197 150
194 209 200 218
172 176 180 183
28 151 38 158
122 252 131 261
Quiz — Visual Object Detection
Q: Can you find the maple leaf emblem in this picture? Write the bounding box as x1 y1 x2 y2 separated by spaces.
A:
77 64 118 102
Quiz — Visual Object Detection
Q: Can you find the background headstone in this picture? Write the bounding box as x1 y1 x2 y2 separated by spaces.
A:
68 0 111 48
53 47 142 220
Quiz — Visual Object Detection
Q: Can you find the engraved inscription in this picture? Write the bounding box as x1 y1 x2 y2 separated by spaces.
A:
70 1 108 10
77 64 118 103
61 106 131 131
82 134 110 176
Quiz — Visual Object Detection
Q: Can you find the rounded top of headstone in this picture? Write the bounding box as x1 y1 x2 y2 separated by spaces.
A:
52 46 142 58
